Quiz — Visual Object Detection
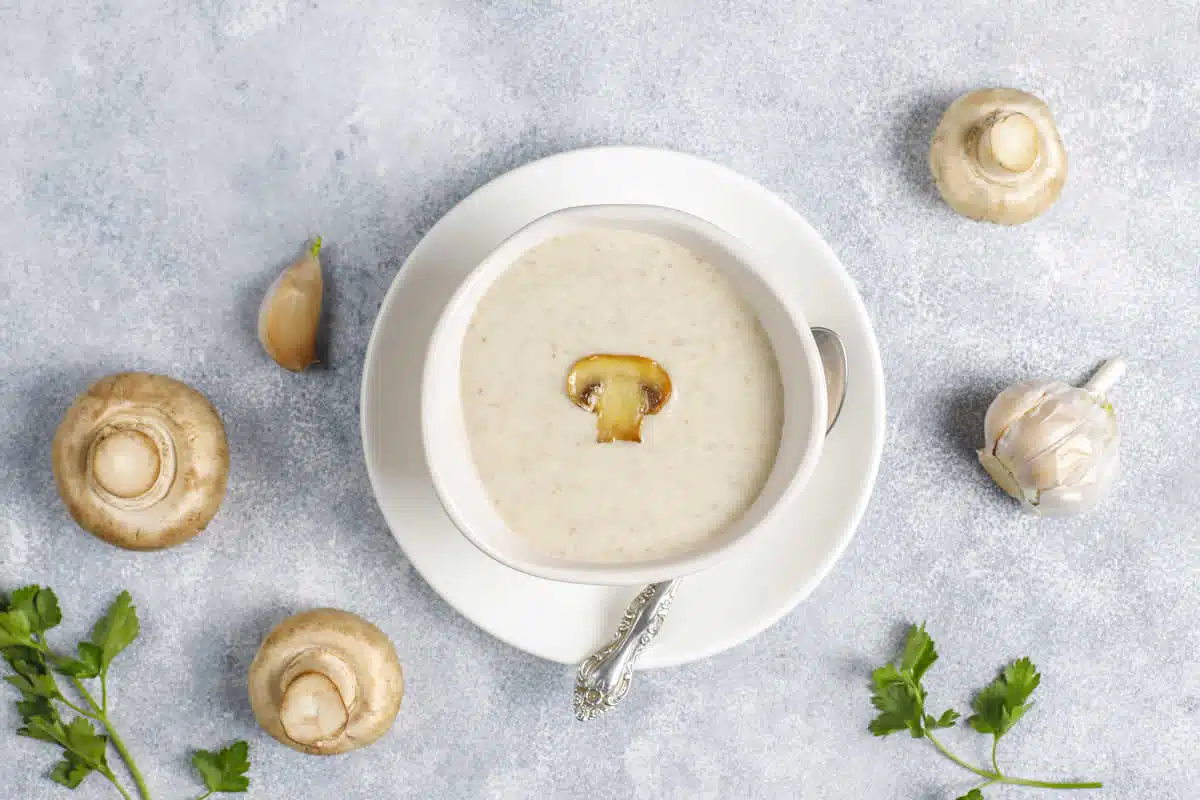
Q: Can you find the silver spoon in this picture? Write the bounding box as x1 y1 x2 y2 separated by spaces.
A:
573 327 848 720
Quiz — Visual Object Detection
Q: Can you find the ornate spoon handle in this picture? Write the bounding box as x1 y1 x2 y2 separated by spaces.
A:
573 580 679 720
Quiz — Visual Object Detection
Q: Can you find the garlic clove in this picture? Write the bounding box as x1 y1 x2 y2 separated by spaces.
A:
982 380 1051 446
259 238 323 372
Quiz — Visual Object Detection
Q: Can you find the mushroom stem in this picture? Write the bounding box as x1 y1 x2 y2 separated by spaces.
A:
975 111 1040 175
86 416 177 510
592 383 649 443
277 648 359 749
280 673 350 747
1083 356 1127 396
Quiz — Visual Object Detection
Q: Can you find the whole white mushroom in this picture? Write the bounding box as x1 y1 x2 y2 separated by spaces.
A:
930 88 1067 225
52 372 229 550
978 357 1125 517
249 608 404 755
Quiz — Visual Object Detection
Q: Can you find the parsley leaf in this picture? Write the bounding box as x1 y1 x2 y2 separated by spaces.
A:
868 624 957 740
53 642 104 679
192 740 251 794
6 668 61 703
50 752 95 789
6 586 62 635
955 790 985 800
900 623 938 681
968 657 1041 739
63 717 110 767
926 708 961 730
19 712 68 745
869 664 922 737
0 587 65 649
89 591 139 675
0 608 35 648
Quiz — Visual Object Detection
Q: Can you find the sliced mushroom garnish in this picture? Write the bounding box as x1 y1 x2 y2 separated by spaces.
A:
51 372 229 550
248 609 404 756
566 354 672 443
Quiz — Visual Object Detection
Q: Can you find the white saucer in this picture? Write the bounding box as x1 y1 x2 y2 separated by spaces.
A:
361 146 885 668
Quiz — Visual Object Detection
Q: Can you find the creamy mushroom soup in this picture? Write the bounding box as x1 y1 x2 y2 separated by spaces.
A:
460 229 784 563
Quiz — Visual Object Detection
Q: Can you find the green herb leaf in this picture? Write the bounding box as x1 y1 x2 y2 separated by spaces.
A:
50 752 95 789
968 657 1041 739
192 740 251 793
3 645 49 680
16 694 61 727
955 790 985 800
53 643 103 679
18 714 68 746
0 609 35 648
934 708 960 729
35 589 63 632
899 623 938 681
869 664 923 737
6 669 61 702
62 717 109 768
868 625 953 739
6 586 62 634
90 592 139 674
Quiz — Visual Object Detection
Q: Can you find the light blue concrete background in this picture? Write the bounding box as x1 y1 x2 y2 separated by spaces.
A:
1 1 1196 798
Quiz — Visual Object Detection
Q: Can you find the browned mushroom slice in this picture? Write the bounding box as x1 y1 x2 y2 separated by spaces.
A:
566 354 672 443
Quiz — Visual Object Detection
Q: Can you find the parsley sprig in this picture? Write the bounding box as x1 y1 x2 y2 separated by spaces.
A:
192 741 251 799
870 624 1102 799
1 586 249 799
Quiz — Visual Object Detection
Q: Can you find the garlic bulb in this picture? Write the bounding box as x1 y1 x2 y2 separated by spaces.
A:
978 357 1125 516
259 238 323 371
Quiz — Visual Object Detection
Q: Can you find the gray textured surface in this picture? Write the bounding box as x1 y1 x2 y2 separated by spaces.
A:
1 1 1197 798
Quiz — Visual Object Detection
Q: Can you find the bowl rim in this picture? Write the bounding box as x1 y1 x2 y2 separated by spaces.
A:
420 203 827 585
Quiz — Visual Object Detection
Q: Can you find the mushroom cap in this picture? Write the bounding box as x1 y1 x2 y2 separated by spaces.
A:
565 354 673 444
248 608 404 756
929 88 1067 225
566 354 672 413
51 372 229 551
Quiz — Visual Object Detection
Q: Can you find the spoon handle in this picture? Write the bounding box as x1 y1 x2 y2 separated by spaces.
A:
573 580 679 720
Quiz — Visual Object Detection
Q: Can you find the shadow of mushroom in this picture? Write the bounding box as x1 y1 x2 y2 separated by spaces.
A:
891 90 964 209
214 602 296 721
4 364 125 517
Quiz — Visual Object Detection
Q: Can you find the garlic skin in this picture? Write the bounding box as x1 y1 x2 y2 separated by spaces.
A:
978 358 1124 517
259 238 323 371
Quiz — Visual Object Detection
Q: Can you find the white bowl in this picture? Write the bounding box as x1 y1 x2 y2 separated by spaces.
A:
421 205 827 586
